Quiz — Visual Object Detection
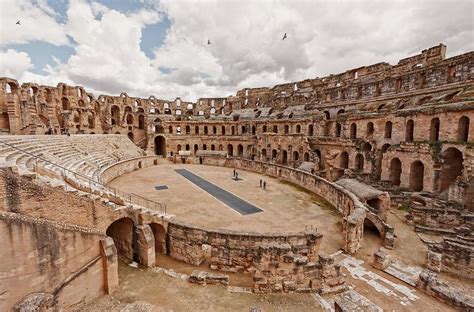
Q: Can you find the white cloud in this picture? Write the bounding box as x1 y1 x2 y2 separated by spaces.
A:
1 0 473 101
0 0 69 46
0 49 33 78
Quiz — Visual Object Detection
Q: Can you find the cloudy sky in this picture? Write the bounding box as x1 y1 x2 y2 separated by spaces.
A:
0 0 472 101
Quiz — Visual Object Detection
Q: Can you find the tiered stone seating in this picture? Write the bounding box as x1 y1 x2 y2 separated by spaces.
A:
0 134 144 178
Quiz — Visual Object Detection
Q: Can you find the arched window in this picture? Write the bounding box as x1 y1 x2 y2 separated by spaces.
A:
138 115 145 129
335 123 341 137
384 121 392 139
429 118 440 142
308 124 314 136
409 161 424 191
284 125 289 134
405 120 414 142
221 126 226 135
457 116 469 142
296 124 301 133
366 122 374 138
273 125 278 133
350 123 357 139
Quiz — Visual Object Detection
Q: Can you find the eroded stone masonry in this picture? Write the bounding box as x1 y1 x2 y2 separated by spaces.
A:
1 44 473 310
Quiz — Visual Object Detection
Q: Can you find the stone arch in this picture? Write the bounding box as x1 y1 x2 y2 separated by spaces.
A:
295 124 301 133
111 105 120 125
458 116 469 142
389 158 402 186
355 153 364 172
126 114 134 125
384 121 392 139
150 223 167 255
154 136 166 156
273 125 278 133
237 144 244 158
271 149 277 160
366 122 374 138
168 126 173 134
195 125 199 134
204 126 208 135
194 144 198 154
61 97 70 111
252 125 256 135
440 148 464 193
308 124 314 136
409 161 424 191
185 125 191 134
405 119 414 142
213 126 217 135
282 150 288 165
221 126 225 135
350 123 357 139
106 217 136 261
284 124 289 134
304 152 310 161
138 115 145 129
261 148 267 160
227 144 234 156
293 151 299 161
429 117 440 142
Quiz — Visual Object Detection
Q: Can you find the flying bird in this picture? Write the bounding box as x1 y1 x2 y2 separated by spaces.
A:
16 20 20 25
282 33 287 40
207 39 211 45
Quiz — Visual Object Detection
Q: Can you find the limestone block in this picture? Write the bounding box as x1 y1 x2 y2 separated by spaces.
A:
372 247 391 270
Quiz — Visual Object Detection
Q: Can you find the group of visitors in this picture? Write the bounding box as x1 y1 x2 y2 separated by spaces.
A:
259 179 267 190
46 128 70 136
232 169 239 180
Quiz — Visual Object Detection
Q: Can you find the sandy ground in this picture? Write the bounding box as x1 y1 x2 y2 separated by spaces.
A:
109 164 343 254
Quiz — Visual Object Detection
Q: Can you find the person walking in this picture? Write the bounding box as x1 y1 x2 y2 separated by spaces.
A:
263 181 266 190
233 169 236 178
259 179 262 187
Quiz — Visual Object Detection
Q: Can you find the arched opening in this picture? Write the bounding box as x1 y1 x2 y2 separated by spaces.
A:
211 144 215 151
138 115 145 129
308 124 314 136
194 144 198 154
273 125 278 133
405 119 414 142
88 113 95 129
262 125 267 133
457 116 469 142
227 144 234 156
154 136 166 156
366 122 374 138
106 217 136 261
363 218 383 250
389 158 402 186
231 126 235 135
282 150 288 165
335 123 341 137
61 97 70 111
0 112 10 131
367 198 382 213
213 126 217 135
252 125 256 135
284 124 289 134
271 149 277 160
150 223 167 255
304 152 309 161
185 144 190 151
409 161 424 191
350 123 357 139
355 154 364 172
127 132 134 142
237 144 244 158
204 126 208 135
261 149 267 161
195 125 199 134
293 151 299 161
429 118 440 142
168 126 173 134
186 125 191 134
384 121 392 139
296 124 301 133
221 126 225 135
111 105 120 125
440 148 464 193
126 114 134 125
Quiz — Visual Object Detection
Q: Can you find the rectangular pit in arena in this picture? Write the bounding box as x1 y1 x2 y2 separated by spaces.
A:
174 169 263 215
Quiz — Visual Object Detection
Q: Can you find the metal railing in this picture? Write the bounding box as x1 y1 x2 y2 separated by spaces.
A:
0 139 167 214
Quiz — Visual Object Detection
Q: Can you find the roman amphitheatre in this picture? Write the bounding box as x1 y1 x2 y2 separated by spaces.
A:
0 44 473 311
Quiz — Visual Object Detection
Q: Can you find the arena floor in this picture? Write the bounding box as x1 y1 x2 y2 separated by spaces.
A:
108 164 343 253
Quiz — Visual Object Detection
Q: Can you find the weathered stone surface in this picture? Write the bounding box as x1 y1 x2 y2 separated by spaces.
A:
189 270 230 286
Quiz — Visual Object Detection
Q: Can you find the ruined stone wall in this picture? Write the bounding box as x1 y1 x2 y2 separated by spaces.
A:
426 237 474 279
167 222 345 293
0 211 118 311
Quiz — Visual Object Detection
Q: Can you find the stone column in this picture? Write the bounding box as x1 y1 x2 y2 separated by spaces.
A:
100 237 119 294
135 225 156 267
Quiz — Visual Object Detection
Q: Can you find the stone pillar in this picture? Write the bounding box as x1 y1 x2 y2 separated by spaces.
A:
135 225 156 267
372 247 391 270
100 237 119 294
